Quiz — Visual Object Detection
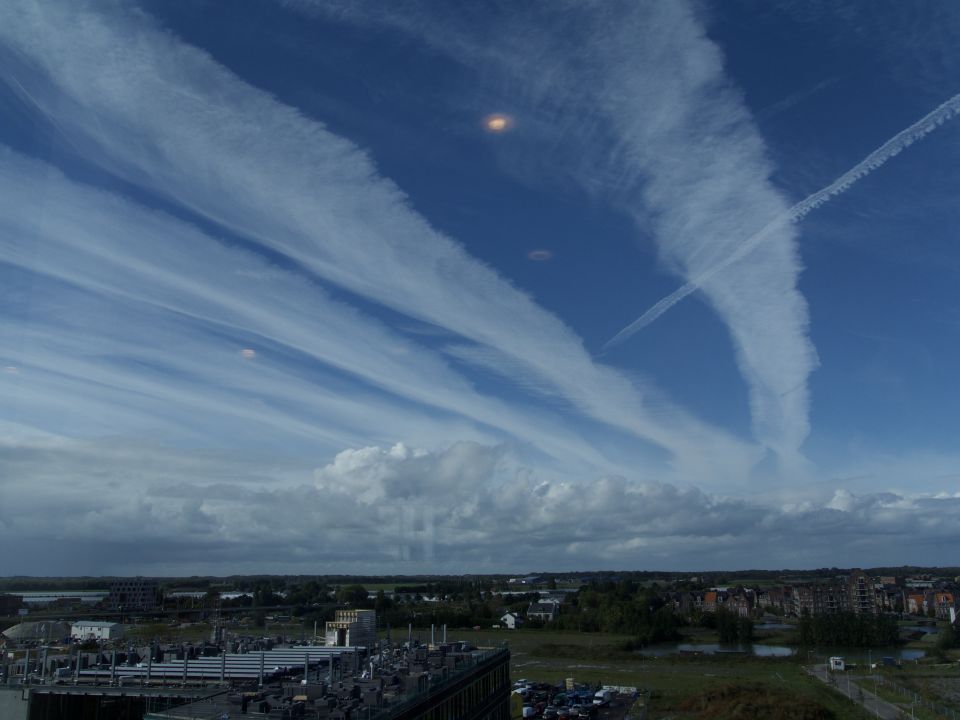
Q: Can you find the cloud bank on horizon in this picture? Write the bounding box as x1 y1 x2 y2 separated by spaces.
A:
1 0 959 573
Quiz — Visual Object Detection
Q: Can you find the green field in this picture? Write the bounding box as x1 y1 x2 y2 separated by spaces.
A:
441 628 873 719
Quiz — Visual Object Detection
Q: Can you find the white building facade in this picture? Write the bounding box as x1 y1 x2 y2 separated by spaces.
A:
325 609 376 649
71 621 124 641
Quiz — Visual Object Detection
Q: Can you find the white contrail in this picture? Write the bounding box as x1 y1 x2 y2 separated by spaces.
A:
605 90 960 350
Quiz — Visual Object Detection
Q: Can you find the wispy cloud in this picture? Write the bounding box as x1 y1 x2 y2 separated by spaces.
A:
756 76 844 122
0 0 757 478
287 0 815 461
0 148 617 472
605 90 960 351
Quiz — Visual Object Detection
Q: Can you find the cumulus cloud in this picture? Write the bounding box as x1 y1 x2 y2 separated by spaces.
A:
2 437 958 574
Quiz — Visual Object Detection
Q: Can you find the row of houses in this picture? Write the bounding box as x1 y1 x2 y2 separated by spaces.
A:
665 570 958 620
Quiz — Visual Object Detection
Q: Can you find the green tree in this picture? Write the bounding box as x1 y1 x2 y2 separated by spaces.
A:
337 585 369 606
935 624 956 653
374 590 393 614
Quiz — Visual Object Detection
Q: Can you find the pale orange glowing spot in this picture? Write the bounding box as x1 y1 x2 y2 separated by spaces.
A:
240 348 256 359
484 114 512 133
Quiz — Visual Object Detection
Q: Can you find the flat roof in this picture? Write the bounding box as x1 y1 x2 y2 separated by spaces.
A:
72 621 119 628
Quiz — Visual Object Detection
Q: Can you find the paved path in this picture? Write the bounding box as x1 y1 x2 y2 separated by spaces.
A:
807 664 904 720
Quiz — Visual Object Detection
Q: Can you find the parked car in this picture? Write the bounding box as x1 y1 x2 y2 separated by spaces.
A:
593 689 613 707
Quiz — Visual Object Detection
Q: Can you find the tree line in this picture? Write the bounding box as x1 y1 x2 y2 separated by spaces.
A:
797 611 899 647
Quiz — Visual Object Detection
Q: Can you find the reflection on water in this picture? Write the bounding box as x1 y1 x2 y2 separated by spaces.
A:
902 625 938 635
754 623 794 631
640 643 794 657
639 643 927 660
19 591 107 604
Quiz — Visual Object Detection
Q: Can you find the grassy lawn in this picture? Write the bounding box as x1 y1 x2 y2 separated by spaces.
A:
873 661 960 718
126 622 214 643
432 628 872 719
861 676 952 720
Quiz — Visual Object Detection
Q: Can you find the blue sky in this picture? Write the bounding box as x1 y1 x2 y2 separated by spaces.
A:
1 0 959 575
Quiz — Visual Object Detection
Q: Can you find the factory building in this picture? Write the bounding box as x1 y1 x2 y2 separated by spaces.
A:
71 621 124 641
107 578 160 612
13 610 511 720
1 621 71 643
325 608 377 649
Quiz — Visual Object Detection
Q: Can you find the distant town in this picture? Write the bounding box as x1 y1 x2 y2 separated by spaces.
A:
1 567 959 719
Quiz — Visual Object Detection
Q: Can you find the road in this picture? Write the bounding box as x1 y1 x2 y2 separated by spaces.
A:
599 693 646 720
807 664 904 720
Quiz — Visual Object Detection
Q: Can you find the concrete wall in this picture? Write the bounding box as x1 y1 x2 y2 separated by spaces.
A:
0 688 29 720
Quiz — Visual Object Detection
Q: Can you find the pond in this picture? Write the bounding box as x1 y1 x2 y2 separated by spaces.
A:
640 642 795 657
902 625 938 635
638 643 927 661
18 591 107 605
754 622 794 631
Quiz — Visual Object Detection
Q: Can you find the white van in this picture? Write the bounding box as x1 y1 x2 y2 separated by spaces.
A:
593 689 612 706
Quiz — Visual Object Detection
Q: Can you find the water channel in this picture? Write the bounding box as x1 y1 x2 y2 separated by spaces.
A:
638 643 926 660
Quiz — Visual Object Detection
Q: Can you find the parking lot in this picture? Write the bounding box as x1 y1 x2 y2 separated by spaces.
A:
596 695 635 720
531 694 637 720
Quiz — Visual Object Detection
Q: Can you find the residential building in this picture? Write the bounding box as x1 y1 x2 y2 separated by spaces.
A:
849 569 875 615
932 592 955 620
499 612 520 630
906 593 926 615
793 584 850 616
526 601 559 623
728 589 754 618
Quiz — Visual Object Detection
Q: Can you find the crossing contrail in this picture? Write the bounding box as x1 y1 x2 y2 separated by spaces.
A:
604 90 960 351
